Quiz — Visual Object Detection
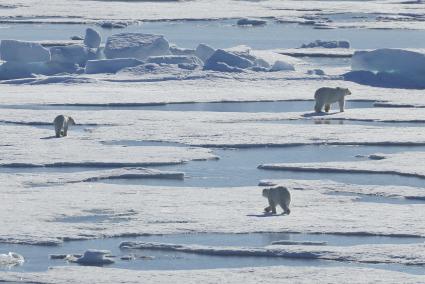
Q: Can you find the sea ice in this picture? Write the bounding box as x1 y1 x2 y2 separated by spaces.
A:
204 49 253 71
50 45 92 66
0 40 50 62
146 55 203 67
104 33 170 60
195 43 215 63
85 58 143 74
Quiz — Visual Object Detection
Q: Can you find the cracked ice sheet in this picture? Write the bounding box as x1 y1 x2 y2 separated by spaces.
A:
1 181 424 245
1 109 424 147
1 78 425 107
260 152 425 179
1 266 424 284
0 124 216 167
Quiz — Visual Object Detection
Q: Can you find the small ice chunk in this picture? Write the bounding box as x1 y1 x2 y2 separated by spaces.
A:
104 33 170 60
170 45 196 56
84 28 101 49
0 252 24 267
195 43 215 63
237 18 267 26
0 40 50 62
307 69 325 75
99 21 128 29
0 61 78 80
50 45 90 66
301 40 350 49
72 249 114 265
204 49 253 71
85 58 143 74
270 60 295 71
368 154 386 160
254 58 271 69
146 55 202 66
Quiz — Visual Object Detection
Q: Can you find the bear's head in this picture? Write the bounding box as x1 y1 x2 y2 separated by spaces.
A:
262 188 270 198
344 88 352 96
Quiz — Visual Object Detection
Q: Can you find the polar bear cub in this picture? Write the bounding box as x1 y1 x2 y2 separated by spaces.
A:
53 115 76 138
262 186 291 215
314 87 351 113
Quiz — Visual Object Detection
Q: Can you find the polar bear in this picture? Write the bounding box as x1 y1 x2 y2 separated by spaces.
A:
262 186 291 215
53 115 76 138
314 87 351 113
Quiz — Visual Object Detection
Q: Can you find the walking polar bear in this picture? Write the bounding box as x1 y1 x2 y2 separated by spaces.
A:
53 115 76 138
262 186 291 215
314 87 351 113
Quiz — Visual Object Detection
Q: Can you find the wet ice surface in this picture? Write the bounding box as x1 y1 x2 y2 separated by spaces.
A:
101 145 425 188
2 21 425 49
0 100 375 113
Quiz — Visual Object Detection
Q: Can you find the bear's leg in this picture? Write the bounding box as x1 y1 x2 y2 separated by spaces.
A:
280 203 291 215
63 125 68 137
55 129 61 138
314 101 323 113
267 197 277 214
338 98 345 112
324 104 331 112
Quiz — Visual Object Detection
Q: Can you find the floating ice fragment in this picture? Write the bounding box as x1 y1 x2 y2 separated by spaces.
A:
0 252 24 267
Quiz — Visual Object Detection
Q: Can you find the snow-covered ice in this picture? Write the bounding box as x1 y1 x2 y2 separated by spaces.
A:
0 40 50 62
104 33 170 60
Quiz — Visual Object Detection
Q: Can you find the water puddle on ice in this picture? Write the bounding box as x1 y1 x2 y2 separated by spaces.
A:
1 20 425 49
0 100 375 113
0 232 423 273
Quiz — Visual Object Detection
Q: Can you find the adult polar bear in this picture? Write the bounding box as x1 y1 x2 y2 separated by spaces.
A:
262 186 291 215
314 87 351 113
53 115 76 138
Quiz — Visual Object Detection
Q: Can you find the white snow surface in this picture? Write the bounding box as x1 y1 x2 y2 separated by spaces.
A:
1 266 424 284
0 181 424 245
